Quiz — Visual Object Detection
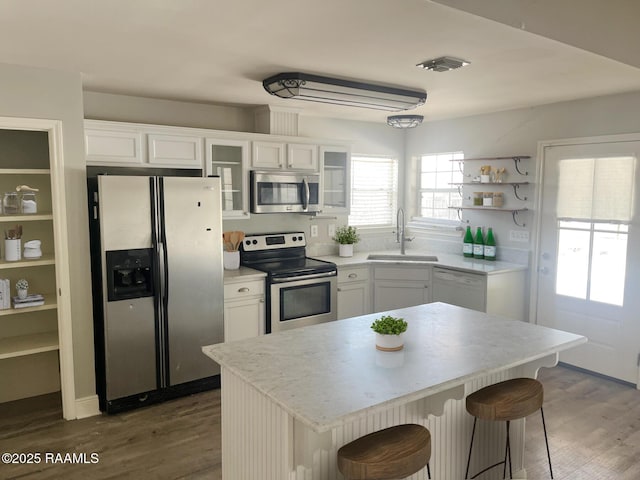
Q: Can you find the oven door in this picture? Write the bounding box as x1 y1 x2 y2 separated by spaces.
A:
251 171 320 213
270 272 337 333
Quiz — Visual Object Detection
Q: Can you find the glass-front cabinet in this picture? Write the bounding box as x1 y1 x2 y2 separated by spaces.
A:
205 138 250 219
320 145 350 214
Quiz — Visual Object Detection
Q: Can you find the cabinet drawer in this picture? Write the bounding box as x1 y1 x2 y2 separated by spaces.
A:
224 280 265 301
374 266 430 281
338 266 369 283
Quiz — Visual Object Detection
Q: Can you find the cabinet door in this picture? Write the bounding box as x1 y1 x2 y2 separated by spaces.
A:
373 280 430 313
288 143 318 170
147 134 202 168
224 297 265 342
252 141 285 169
320 146 350 213
206 138 250 219
337 282 370 320
85 128 143 165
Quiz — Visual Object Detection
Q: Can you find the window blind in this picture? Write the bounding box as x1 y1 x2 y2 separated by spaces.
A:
557 156 636 221
349 156 398 226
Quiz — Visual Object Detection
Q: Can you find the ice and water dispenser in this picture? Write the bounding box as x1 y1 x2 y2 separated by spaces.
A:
105 249 154 302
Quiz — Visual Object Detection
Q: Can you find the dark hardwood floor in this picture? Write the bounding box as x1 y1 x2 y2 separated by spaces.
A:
1 365 639 479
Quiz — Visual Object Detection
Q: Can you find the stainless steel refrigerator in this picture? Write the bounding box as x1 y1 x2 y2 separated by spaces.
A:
93 175 223 413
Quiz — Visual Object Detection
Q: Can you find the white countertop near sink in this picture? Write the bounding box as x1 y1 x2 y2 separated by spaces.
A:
223 266 266 283
312 251 527 275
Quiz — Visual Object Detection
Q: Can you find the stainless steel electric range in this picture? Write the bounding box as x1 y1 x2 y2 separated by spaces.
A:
240 232 337 333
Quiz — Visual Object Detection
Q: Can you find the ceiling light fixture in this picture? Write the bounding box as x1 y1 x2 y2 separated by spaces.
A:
416 56 470 72
387 115 424 129
262 72 427 112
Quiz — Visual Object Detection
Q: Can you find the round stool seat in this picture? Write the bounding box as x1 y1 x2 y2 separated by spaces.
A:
337 424 431 480
466 378 544 422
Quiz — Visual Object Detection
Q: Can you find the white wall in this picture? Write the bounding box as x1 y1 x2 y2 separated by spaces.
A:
406 89 640 263
0 62 95 401
84 91 254 132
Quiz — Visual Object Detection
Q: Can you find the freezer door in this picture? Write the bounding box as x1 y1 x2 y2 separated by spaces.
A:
160 176 224 385
97 175 152 251
104 297 157 400
98 176 158 400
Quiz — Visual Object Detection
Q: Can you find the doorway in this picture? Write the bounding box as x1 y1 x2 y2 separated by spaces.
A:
533 134 640 385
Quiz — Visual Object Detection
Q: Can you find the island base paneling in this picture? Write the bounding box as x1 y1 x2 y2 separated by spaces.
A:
218 355 558 480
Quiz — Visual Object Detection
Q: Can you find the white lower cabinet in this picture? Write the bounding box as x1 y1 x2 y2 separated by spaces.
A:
337 266 370 320
373 265 431 313
223 278 265 342
431 266 526 320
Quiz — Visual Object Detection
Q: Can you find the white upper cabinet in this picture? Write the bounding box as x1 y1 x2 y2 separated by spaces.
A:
287 143 318 170
85 126 143 165
251 140 318 171
251 140 286 169
147 134 202 168
85 120 203 169
320 145 350 214
206 137 250 219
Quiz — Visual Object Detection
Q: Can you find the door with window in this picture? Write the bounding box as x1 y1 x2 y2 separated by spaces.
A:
536 137 640 385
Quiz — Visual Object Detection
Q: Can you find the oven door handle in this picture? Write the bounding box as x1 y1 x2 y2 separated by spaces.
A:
271 271 337 283
302 178 309 212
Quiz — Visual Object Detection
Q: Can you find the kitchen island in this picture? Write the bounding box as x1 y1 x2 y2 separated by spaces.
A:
202 303 586 480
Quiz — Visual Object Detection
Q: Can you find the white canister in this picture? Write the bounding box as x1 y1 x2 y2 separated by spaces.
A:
223 250 240 270
4 239 22 261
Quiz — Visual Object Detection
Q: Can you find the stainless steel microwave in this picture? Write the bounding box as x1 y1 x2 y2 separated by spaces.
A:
250 170 321 213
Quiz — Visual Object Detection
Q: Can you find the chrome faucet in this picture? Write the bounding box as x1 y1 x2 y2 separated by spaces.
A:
396 207 414 254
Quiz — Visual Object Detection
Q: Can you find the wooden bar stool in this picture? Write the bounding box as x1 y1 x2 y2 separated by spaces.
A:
464 378 553 479
337 424 431 479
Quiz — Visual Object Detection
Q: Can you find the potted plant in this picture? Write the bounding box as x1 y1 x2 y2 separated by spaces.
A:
16 278 29 299
333 225 360 257
371 315 408 351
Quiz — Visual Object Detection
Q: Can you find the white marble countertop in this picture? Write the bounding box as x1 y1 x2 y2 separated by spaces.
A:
223 266 266 283
313 251 527 274
203 302 585 433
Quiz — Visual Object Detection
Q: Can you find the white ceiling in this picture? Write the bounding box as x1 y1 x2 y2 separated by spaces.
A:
1 0 639 124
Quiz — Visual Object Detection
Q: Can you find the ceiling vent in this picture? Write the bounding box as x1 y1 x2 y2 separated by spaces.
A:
416 56 470 72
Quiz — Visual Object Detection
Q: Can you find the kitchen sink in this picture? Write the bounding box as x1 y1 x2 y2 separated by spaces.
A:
366 253 439 262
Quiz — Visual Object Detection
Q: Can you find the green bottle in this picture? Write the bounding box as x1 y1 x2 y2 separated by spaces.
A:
463 226 474 257
473 227 484 259
484 227 496 261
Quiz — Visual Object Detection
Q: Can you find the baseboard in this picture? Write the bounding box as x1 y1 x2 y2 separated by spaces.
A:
75 394 101 419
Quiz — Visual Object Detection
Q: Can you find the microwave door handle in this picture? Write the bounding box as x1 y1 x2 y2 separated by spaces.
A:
302 178 309 211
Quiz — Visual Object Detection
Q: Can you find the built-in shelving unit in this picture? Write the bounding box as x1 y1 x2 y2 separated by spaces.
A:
448 156 532 226
0 331 58 360
0 129 62 405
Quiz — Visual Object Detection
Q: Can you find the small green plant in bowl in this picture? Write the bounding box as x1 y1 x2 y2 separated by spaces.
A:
333 225 360 245
371 315 408 351
371 315 408 335
16 278 29 291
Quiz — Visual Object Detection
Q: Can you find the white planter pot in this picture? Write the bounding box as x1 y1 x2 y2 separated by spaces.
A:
339 244 354 257
375 332 404 351
17 288 28 300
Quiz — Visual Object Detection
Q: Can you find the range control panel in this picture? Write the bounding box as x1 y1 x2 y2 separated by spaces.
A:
241 232 306 252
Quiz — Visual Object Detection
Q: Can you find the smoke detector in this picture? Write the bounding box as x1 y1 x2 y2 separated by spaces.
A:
416 56 470 72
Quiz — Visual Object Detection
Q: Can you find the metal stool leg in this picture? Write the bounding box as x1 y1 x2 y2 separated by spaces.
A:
427 462 431 479
465 417 477 479
502 420 512 479
540 407 554 479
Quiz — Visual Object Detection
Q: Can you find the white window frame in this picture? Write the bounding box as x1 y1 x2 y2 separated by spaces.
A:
409 151 463 234
348 155 398 229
